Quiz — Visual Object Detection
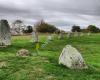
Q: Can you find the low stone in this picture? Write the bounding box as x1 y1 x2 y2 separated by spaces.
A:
16 49 30 57
59 45 88 69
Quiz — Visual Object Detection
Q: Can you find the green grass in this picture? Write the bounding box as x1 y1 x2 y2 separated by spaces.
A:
0 34 100 80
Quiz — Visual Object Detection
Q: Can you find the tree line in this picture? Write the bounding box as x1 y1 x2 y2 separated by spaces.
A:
71 25 100 33
1 19 100 33
35 21 100 33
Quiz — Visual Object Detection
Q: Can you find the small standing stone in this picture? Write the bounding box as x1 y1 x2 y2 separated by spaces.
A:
67 32 72 38
32 26 39 43
59 45 87 69
74 31 80 37
32 31 39 42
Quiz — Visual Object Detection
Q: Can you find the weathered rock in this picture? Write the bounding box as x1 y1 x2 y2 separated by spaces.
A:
32 26 39 43
32 31 39 42
16 49 30 57
0 20 11 46
59 45 87 69
11 20 24 35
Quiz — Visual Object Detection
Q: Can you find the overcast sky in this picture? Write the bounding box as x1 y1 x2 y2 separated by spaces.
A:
0 0 100 31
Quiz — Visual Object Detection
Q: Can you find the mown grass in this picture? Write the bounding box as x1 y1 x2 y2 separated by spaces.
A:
0 34 100 80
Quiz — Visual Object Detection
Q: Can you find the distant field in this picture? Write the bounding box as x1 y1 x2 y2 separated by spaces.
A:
0 34 100 80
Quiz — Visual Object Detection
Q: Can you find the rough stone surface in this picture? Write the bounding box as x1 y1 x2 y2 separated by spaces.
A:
32 26 39 42
11 20 24 35
0 20 11 46
32 31 39 42
16 49 30 57
59 45 87 69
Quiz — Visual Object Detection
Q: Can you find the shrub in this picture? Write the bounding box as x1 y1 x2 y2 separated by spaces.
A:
71 25 81 32
36 20 58 33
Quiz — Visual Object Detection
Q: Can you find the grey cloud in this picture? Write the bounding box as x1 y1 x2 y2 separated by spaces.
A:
41 0 100 16
0 0 100 31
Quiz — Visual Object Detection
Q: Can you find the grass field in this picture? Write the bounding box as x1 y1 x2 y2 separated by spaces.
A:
0 34 100 80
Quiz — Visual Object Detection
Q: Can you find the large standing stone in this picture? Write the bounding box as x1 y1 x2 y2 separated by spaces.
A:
59 45 87 69
0 20 11 46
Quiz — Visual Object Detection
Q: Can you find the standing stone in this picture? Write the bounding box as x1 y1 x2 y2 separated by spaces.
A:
47 35 52 41
11 20 24 35
74 31 80 37
58 30 65 39
0 20 11 46
32 26 39 42
59 45 87 69
67 32 72 38
32 31 39 42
